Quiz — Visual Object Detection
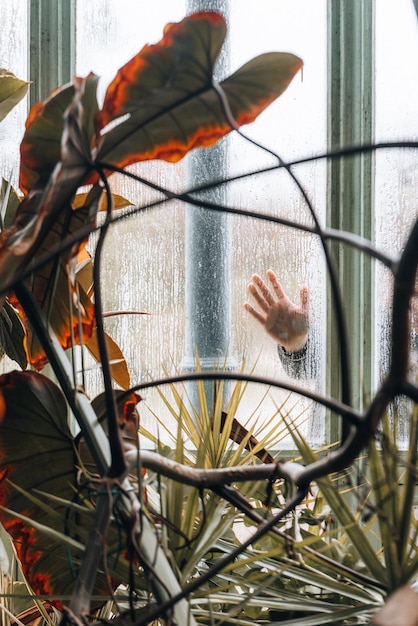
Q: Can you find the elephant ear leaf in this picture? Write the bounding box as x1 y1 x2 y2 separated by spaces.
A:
0 371 115 604
95 11 302 170
0 371 77 599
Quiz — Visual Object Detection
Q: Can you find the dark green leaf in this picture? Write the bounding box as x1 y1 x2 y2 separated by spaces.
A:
0 300 27 368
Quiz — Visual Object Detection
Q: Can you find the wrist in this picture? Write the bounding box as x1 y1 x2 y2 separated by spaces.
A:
278 335 308 353
279 339 308 361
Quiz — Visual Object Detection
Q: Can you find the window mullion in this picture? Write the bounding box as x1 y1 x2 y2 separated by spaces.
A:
29 0 76 107
326 0 375 439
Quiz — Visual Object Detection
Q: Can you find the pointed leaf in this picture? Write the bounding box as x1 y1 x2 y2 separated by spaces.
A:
74 248 93 296
72 191 134 212
220 51 302 126
95 12 302 169
0 69 30 123
0 178 21 229
86 329 131 389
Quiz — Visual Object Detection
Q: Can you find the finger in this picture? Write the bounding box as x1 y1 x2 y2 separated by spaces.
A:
247 283 270 312
299 285 309 314
251 273 275 306
243 302 266 325
266 269 286 300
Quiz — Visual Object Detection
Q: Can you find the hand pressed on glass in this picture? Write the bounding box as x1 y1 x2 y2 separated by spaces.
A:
243 269 309 354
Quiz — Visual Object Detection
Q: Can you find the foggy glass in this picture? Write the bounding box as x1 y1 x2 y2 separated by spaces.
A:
76 1 327 445
374 1 418 444
0 0 27 190
0 1 28 375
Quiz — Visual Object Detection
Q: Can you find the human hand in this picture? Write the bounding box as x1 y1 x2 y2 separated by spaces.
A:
243 269 309 352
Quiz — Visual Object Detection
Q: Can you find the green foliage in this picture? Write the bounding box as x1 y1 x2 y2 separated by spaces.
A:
261 402 418 624
0 10 306 622
0 8 416 626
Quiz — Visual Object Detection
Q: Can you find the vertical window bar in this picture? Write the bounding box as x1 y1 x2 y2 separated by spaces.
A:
326 0 375 441
29 0 76 107
183 0 235 409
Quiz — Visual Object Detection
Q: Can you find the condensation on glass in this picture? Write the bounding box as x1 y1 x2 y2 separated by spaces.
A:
0 0 27 190
374 0 418 444
75 0 327 446
0 1 28 375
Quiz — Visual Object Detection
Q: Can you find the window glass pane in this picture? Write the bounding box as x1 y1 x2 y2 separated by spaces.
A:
375 0 418 443
76 1 326 445
228 2 326 445
0 0 28 189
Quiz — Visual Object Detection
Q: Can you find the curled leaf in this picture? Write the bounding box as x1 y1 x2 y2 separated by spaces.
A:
7 193 98 370
19 83 75 195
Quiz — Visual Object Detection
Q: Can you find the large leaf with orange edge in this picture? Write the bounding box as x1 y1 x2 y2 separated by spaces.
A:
95 12 302 169
0 370 142 606
19 12 301 195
